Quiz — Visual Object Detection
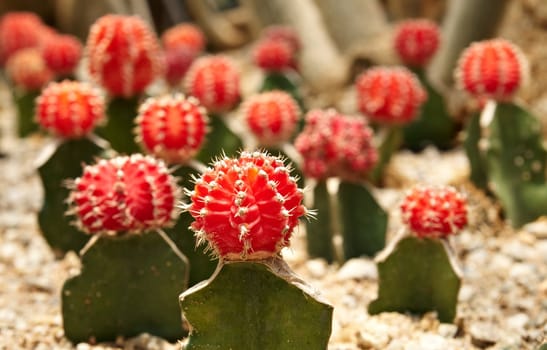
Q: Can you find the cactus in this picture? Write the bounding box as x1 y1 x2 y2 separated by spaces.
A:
41 34 82 77
86 14 162 154
463 110 489 190
295 109 386 261
163 47 198 87
185 55 243 160
6 48 54 137
62 155 188 343
355 67 427 184
35 81 106 256
180 151 332 348
180 259 333 349
456 39 546 227
369 185 467 323
305 180 336 262
0 12 45 66
161 23 206 53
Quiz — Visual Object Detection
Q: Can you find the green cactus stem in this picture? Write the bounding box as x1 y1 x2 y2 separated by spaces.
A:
196 114 242 163
368 235 461 323
260 72 304 110
180 258 333 349
483 102 547 227
97 96 141 154
165 165 217 287
38 137 104 257
537 343 547 350
369 126 403 186
306 180 336 263
13 89 40 137
463 110 489 191
62 230 189 343
337 181 387 259
402 69 458 151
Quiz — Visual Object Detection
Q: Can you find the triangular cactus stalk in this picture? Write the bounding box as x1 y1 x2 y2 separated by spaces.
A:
180 259 333 349
38 138 103 256
482 102 547 227
337 181 387 259
62 231 189 343
463 110 489 191
14 90 40 137
306 180 336 263
196 114 242 163
402 69 457 151
97 96 141 154
368 235 461 323
369 126 403 186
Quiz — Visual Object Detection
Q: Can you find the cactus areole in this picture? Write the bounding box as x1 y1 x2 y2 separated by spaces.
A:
394 19 440 67
355 67 427 125
36 80 105 139
184 55 240 113
455 39 528 102
242 90 301 147
69 155 180 235
187 151 307 260
135 94 208 164
295 109 378 181
86 15 162 97
401 185 468 238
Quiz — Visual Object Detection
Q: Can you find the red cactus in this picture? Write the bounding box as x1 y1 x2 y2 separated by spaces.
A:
6 48 54 90
294 109 378 181
242 91 300 146
86 15 162 97
69 155 180 234
455 39 528 102
0 12 45 65
163 46 198 86
136 94 208 164
36 80 105 139
42 34 83 75
161 23 205 53
394 19 440 67
252 39 295 72
400 185 467 238
187 151 307 260
355 67 427 125
184 55 240 113
262 25 301 53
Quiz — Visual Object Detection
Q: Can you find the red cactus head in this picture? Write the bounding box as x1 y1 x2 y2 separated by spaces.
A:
262 25 301 53
136 94 208 164
36 80 105 139
0 12 45 65
252 39 295 72
86 15 162 97
400 185 467 238
6 48 54 90
184 55 240 113
242 91 300 146
394 19 440 67
455 39 528 102
187 150 307 260
163 46 198 86
42 34 83 75
294 109 378 181
69 155 180 235
161 23 205 53
355 67 427 125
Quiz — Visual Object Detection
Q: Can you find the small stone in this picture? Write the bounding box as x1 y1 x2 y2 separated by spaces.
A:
469 322 500 348
501 240 537 261
506 313 529 332
438 323 458 338
458 285 475 302
305 258 328 278
413 334 450 350
336 258 377 280
522 218 547 239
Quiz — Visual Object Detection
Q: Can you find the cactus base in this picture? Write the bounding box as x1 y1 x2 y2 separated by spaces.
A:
306 180 335 263
14 90 40 137
97 96 141 154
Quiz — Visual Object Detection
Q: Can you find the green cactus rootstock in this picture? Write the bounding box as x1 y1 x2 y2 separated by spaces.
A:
464 111 489 191
337 181 387 259
306 180 336 263
38 138 104 256
260 72 304 110
97 96 141 154
402 70 458 151
368 236 461 323
484 102 547 227
196 114 243 163
14 90 40 137
369 126 403 186
180 259 333 350
62 231 189 343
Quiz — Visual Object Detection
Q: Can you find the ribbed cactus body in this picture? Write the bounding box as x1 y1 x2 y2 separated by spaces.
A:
0 12 45 65
42 34 82 76
394 19 440 67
